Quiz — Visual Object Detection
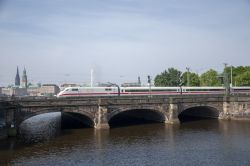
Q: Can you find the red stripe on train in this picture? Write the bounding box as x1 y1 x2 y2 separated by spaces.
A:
60 91 224 96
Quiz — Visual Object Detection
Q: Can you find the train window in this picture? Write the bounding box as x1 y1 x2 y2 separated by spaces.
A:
72 88 79 91
152 89 177 92
185 89 224 92
125 89 178 92
186 89 208 91
125 89 148 92
105 88 112 91
86 89 93 92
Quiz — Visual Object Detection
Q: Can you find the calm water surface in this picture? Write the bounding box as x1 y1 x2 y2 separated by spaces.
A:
1 120 250 166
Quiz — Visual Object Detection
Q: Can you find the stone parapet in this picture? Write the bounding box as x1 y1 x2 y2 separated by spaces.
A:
0 94 250 134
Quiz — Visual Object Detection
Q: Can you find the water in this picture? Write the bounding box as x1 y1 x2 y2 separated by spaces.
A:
18 112 61 143
1 120 250 166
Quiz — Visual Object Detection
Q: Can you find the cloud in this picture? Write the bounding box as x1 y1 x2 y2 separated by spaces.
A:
0 0 250 86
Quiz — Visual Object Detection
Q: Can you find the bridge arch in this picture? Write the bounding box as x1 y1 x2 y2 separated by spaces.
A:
178 105 220 122
18 107 96 128
108 106 167 127
62 108 95 128
62 112 94 128
18 108 62 126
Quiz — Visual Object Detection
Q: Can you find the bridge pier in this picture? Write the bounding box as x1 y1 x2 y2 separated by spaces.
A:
0 109 7 139
94 106 110 129
219 96 231 120
166 103 180 124
5 109 17 137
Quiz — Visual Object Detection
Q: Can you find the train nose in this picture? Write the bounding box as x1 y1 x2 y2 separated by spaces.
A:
56 92 63 97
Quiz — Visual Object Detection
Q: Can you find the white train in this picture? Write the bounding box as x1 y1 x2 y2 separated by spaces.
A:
56 86 250 97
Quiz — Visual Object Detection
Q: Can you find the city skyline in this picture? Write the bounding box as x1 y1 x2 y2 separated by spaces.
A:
0 0 250 86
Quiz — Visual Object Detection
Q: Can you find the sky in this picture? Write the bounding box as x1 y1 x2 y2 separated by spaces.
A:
0 0 250 86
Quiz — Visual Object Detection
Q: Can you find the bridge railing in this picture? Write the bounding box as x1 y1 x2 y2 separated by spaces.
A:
2 94 250 108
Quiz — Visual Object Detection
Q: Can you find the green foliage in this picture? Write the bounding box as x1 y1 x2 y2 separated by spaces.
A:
200 69 220 86
181 72 200 86
235 70 250 86
224 66 250 86
154 68 182 87
154 66 250 87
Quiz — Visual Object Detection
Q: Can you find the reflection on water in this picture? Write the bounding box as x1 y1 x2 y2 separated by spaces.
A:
1 120 250 166
19 112 61 144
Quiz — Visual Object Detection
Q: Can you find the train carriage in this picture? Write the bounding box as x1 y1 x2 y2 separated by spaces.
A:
57 87 119 97
56 86 240 97
182 87 225 95
231 87 250 94
121 87 180 96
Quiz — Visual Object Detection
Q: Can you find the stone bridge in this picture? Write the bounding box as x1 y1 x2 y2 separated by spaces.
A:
1 94 250 134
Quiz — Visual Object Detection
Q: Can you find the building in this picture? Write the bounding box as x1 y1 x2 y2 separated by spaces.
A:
1 87 28 97
121 82 141 87
60 83 80 91
14 66 28 88
27 86 40 96
39 84 60 96
15 66 20 87
97 82 112 87
21 67 28 88
0 87 3 97
61 83 79 87
9 66 62 97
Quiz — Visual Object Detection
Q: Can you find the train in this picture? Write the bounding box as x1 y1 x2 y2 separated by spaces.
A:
56 86 250 97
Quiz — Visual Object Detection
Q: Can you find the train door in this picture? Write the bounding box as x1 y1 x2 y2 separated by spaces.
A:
182 88 186 94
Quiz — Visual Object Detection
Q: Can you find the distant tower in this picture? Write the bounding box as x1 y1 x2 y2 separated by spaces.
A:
15 66 20 86
90 68 94 87
21 67 28 88
138 76 141 86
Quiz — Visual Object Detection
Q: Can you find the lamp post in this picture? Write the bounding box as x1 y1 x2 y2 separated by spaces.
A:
230 65 233 87
223 63 230 95
147 75 152 97
186 67 190 87
179 84 183 96
90 69 94 87
108 82 120 96
179 77 183 96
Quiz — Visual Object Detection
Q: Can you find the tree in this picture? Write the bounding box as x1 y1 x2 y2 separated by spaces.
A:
154 68 182 86
181 72 200 86
224 66 250 86
200 69 220 86
235 71 250 86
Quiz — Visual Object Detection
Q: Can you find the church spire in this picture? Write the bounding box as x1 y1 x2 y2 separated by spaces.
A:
15 66 20 86
22 66 28 88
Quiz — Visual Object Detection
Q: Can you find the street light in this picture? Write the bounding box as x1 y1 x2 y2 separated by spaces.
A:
221 63 230 95
186 67 190 87
107 82 120 96
230 65 233 87
179 77 183 95
147 75 152 97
